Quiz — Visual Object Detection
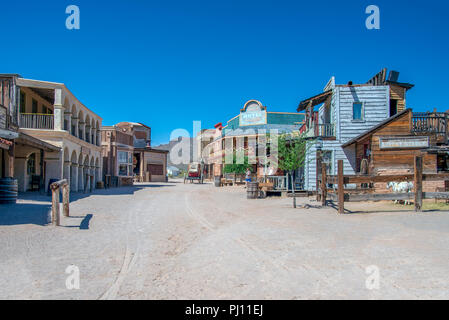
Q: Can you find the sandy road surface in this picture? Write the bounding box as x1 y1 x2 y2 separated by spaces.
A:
1 180 449 299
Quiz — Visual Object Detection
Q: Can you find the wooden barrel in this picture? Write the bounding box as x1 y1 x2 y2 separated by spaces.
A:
214 176 221 187
247 182 259 199
0 178 18 204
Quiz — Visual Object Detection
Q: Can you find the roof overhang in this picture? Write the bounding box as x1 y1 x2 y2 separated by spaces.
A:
297 90 332 112
15 133 61 152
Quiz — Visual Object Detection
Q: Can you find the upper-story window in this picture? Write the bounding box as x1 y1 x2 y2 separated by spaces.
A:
118 151 133 176
353 102 363 121
20 92 26 113
32 99 38 114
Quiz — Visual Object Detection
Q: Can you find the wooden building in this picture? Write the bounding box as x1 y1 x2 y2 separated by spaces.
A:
298 69 414 191
101 124 135 186
105 122 168 183
342 109 449 192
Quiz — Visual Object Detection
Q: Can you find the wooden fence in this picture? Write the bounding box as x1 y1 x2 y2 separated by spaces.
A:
318 156 449 214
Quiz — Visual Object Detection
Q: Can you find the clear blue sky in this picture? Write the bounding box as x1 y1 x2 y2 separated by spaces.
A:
1 0 448 145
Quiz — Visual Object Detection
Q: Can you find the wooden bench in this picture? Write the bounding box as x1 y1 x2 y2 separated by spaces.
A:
221 178 233 186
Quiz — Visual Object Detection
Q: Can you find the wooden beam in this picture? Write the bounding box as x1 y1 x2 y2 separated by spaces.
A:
338 160 344 214
321 164 327 206
327 173 449 184
414 156 423 212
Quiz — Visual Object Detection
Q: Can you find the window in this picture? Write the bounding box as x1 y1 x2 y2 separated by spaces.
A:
118 151 133 176
20 92 26 113
32 99 38 114
390 99 398 116
353 102 363 121
27 153 36 175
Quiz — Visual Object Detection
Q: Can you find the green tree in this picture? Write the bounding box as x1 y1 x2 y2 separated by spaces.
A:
223 153 252 174
278 133 309 208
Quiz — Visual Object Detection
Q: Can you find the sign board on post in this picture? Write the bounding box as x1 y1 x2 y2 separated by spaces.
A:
379 137 430 150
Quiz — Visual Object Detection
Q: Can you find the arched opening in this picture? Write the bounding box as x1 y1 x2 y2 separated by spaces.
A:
85 114 91 143
63 98 70 131
90 156 95 187
96 120 100 146
71 104 77 136
84 156 90 191
78 110 84 140
91 118 95 145
78 153 84 191
70 150 78 191
95 157 100 186
63 148 70 185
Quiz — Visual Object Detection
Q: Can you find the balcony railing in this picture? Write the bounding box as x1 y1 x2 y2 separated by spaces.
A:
304 122 336 138
412 113 447 135
20 113 54 130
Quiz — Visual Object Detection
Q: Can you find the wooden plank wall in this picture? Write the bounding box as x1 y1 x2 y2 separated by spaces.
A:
389 84 406 113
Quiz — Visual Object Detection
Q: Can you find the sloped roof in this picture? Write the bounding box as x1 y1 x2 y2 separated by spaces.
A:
342 109 412 148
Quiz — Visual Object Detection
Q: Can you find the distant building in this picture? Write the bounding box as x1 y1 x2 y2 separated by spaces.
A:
198 99 305 179
102 122 168 184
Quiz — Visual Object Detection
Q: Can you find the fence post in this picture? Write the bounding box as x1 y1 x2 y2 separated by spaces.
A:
321 163 327 206
63 184 70 217
414 155 423 212
338 160 344 214
316 150 322 201
52 187 60 226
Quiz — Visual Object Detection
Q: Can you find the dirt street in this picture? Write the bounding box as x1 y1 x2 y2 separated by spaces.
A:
1 180 448 299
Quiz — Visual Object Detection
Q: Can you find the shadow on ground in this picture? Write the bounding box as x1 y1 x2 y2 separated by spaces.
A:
0 202 51 226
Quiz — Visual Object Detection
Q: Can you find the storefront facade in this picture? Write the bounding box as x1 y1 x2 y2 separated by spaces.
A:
198 100 305 179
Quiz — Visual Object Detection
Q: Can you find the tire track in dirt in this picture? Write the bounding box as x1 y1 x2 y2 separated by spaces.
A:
98 192 152 300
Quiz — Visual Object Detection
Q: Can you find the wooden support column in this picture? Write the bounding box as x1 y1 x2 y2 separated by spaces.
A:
316 150 322 201
414 155 423 212
7 142 14 177
52 188 60 226
63 184 70 217
338 160 344 214
321 163 327 206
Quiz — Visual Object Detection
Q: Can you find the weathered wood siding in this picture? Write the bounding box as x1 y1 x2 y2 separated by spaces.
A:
305 86 390 191
389 83 406 113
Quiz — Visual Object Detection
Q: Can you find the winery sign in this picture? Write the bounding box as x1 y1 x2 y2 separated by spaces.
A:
379 136 429 149
239 100 267 127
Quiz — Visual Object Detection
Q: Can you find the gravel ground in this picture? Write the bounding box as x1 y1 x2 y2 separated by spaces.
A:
0 180 448 300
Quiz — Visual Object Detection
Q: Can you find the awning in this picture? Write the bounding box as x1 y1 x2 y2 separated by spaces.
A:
15 133 61 152
297 90 333 112
0 128 19 140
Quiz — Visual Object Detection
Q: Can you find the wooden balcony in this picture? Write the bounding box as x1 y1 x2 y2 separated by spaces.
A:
19 113 54 130
304 122 335 139
412 112 448 143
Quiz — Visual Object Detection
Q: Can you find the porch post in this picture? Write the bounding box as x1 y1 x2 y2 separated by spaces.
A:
53 88 64 131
